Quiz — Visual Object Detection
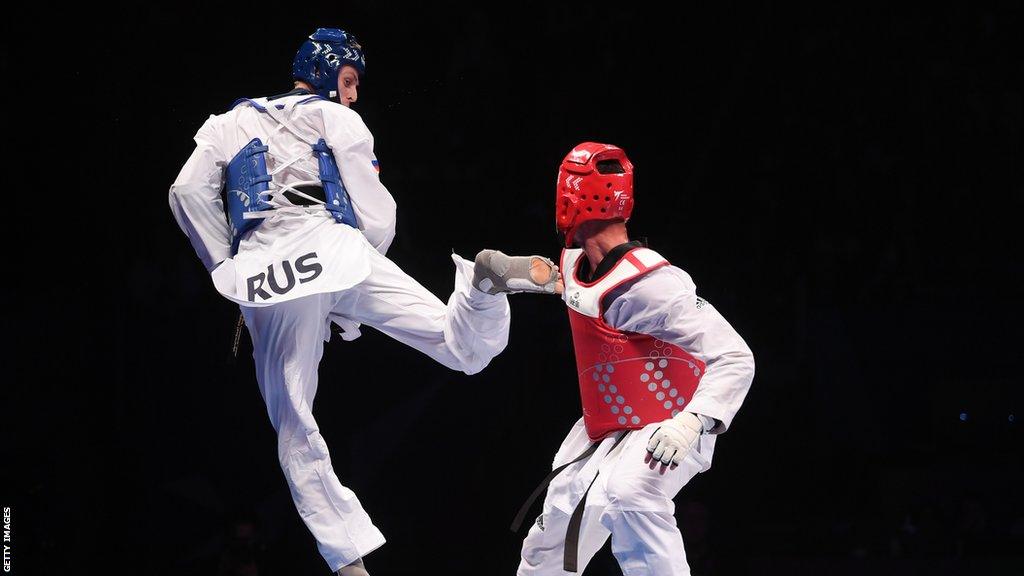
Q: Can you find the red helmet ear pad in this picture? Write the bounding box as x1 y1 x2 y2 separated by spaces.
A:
556 142 634 247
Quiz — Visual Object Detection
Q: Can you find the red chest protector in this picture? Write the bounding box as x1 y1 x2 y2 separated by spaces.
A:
561 247 706 441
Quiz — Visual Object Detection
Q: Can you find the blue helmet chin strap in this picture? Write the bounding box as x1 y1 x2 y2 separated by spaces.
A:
292 28 366 101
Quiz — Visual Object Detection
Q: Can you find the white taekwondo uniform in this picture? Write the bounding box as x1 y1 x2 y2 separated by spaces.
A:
518 246 754 576
170 91 510 572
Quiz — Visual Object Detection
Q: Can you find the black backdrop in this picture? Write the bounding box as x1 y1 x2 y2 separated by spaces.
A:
6 3 1021 575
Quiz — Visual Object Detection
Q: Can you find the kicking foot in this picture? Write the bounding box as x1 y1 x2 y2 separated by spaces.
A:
473 249 560 294
337 558 370 576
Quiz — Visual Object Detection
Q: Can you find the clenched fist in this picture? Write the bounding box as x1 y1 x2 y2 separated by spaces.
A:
646 412 704 465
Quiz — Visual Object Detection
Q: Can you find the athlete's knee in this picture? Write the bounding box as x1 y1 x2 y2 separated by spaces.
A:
277 433 334 519
277 424 330 467
518 517 558 574
603 474 674 514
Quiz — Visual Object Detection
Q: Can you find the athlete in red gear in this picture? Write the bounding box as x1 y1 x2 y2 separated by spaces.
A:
515 142 755 576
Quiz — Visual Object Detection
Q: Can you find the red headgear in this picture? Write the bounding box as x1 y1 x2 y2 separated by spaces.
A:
555 142 634 247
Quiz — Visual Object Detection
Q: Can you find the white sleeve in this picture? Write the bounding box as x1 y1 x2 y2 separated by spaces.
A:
168 116 231 271
605 266 755 433
325 112 397 254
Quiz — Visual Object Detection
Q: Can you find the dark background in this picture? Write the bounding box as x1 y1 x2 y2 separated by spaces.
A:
6 2 1021 575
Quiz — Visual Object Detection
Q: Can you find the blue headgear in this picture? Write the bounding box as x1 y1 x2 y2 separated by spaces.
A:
292 28 366 101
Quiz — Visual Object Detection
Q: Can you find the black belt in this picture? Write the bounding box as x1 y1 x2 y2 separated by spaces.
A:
283 184 326 206
511 432 628 572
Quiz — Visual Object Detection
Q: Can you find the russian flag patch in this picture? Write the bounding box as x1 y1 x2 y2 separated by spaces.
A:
371 160 380 173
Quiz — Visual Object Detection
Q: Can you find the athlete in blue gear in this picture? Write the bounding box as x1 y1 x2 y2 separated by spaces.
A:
170 28 558 576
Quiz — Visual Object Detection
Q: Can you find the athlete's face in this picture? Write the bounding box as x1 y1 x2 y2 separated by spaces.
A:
337 65 360 107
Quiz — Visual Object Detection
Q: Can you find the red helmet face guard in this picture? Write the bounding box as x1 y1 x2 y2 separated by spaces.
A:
555 142 634 247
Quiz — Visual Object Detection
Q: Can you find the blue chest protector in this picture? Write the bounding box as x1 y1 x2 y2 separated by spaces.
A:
225 133 358 254
313 139 359 229
225 139 272 254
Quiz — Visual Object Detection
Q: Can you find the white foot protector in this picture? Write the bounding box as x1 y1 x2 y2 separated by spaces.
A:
472 249 559 295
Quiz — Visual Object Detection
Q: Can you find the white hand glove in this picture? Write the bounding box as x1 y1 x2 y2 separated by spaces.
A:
646 412 704 465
